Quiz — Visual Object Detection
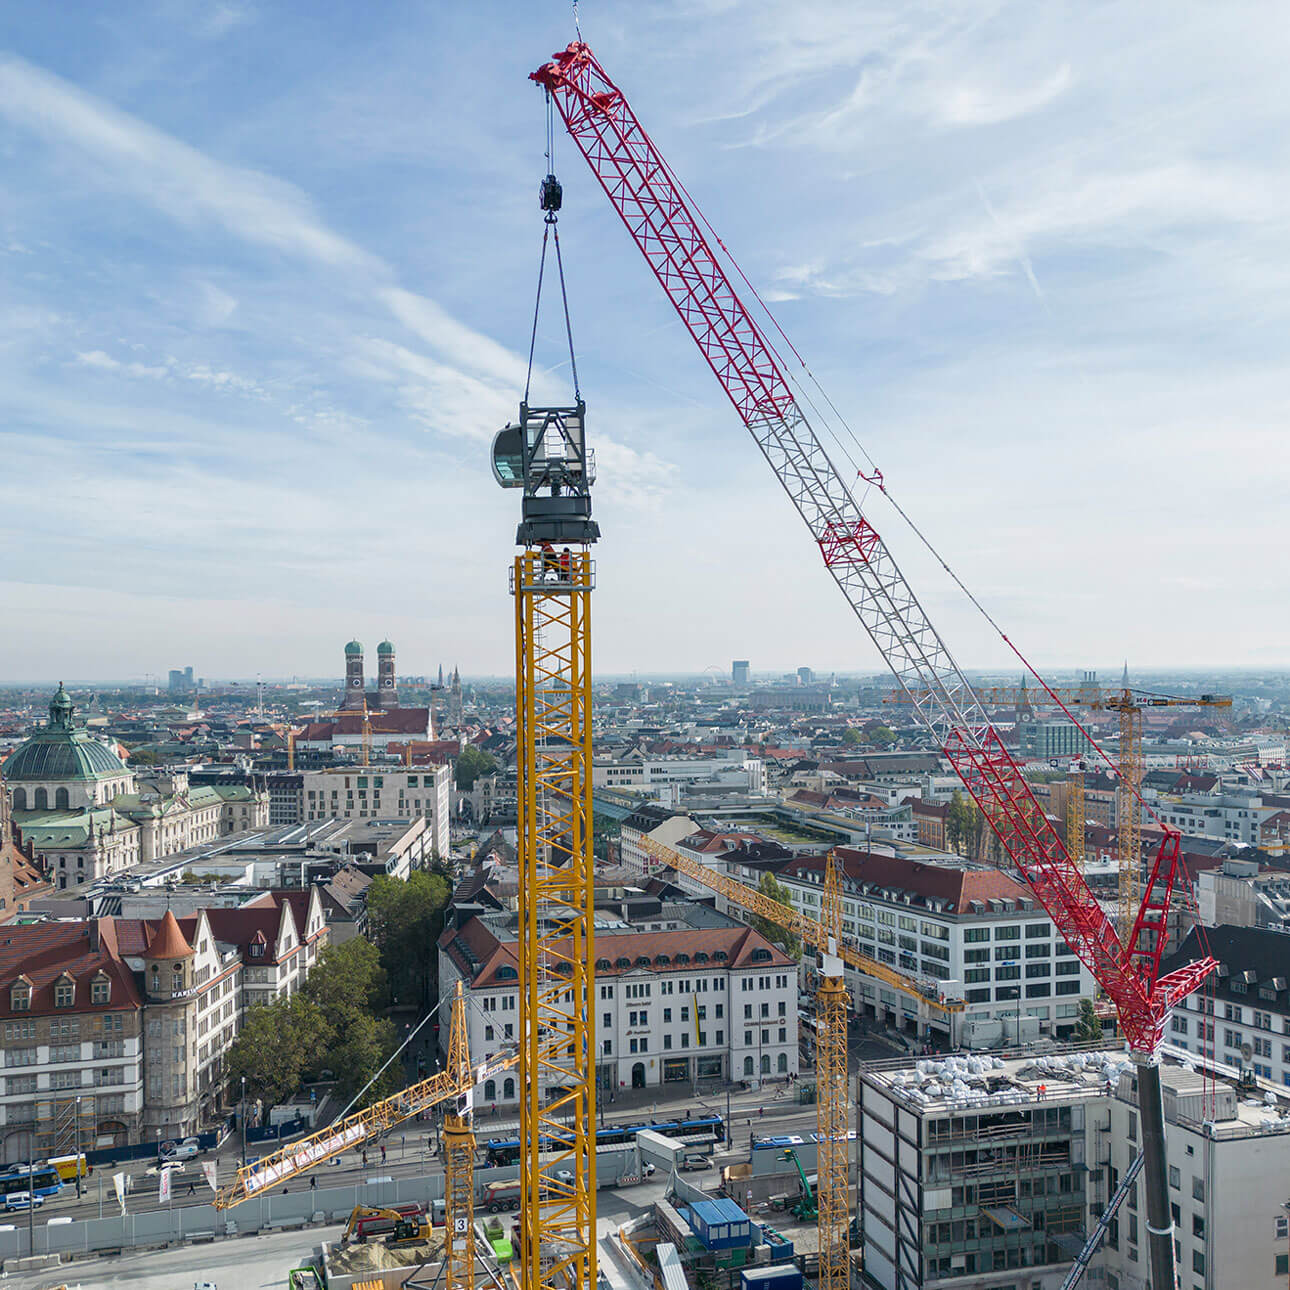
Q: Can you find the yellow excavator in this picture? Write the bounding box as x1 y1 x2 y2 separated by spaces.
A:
341 1202 434 1247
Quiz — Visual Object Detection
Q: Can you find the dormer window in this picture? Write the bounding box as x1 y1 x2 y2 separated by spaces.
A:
10 981 30 1012
91 975 111 1005
54 977 75 1008
250 943 264 958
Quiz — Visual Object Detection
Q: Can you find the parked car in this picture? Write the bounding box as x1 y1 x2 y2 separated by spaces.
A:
552 1169 575 1186
678 1152 712 1172
160 1136 200 1162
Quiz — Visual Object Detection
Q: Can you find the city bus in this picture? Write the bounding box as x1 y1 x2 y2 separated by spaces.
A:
48 1153 91 1182
0 1164 62 1202
482 1114 724 1166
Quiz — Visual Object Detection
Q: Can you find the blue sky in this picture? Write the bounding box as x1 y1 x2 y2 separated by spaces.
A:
2 2 1287 683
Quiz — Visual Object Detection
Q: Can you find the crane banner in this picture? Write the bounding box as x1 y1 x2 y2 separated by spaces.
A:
113 1170 126 1214
158 1165 172 1204
202 1160 218 1192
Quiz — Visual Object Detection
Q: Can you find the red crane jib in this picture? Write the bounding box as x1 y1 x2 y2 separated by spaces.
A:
532 41 1216 1053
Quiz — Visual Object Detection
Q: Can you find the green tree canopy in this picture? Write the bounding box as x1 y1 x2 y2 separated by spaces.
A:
862 721 898 748
226 994 328 1110
945 790 977 856
303 936 388 1020
455 745 497 790
366 871 452 1008
841 727 865 746
1073 997 1103 1043
749 873 802 959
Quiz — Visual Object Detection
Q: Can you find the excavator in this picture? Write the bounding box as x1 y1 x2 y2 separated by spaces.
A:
341 1202 434 1247
781 1148 817 1222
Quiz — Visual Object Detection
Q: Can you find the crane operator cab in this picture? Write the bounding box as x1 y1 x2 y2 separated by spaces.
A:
493 401 599 592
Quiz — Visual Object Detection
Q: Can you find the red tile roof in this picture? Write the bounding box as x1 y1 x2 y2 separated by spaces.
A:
144 909 194 959
0 919 142 1017
439 917 793 988
780 849 1032 915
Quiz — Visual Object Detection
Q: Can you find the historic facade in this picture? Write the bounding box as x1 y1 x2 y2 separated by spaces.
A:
2 688 268 888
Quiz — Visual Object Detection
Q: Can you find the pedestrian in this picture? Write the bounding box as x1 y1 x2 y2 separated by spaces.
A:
362 1149 368 1167
310 1176 317 1191
380 1145 387 1164
187 1181 195 1195
758 1106 764 1118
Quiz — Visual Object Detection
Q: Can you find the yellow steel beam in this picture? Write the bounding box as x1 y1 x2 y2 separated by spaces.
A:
214 1000 513 1210
1066 770 1086 874
641 836 965 1015
514 549 596 1290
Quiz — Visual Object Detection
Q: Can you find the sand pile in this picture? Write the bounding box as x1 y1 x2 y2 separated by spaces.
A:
329 1232 445 1274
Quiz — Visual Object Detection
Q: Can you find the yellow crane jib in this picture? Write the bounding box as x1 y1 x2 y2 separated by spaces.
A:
640 837 965 1014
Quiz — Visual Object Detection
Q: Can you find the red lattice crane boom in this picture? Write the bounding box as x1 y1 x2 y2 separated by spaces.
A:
532 42 1215 1288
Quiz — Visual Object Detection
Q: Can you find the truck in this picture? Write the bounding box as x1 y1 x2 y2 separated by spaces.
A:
480 1179 522 1213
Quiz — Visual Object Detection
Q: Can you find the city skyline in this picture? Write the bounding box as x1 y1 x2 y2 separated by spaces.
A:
4 4 1289 678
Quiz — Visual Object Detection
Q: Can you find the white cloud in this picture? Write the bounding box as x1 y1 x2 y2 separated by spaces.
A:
0 54 380 273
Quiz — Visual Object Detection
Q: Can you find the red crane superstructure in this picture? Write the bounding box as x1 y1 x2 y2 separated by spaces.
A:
532 41 1215 1290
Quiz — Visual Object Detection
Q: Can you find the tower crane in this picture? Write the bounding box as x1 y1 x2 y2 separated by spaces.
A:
640 835 964 1020
646 836 854 1282
213 983 512 1213
531 42 1217 1290
887 683 1232 936
491 163 598 1290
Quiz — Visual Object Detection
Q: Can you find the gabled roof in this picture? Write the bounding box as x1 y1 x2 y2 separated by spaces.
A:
0 919 141 1017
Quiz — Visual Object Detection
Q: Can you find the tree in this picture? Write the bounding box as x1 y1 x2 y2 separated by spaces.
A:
127 747 159 765
1073 997 1103 1043
945 790 976 856
862 722 898 748
841 727 865 747
329 1010 403 1104
455 745 497 791
303 936 388 1021
749 873 802 959
226 994 328 1110
366 871 452 1007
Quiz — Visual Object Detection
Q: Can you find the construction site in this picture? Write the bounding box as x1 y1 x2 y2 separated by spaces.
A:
82 29 1274 1290
9 23 1284 1290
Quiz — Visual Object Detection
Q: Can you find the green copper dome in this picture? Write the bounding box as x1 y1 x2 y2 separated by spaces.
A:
345 640 364 656
3 686 128 783
377 640 395 655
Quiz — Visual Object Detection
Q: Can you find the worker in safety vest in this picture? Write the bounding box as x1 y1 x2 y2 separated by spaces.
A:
559 547 573 580
541 541 559 580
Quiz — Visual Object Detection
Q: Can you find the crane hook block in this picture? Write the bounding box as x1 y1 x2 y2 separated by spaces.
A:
540 173 563 212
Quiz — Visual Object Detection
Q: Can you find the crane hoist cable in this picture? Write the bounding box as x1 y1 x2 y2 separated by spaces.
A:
524 92 580 405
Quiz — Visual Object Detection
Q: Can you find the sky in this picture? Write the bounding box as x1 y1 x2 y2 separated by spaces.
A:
2 2 1288 684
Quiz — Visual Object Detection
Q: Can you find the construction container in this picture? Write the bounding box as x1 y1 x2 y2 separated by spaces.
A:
689 1198 752 1251
740 1264 804 1290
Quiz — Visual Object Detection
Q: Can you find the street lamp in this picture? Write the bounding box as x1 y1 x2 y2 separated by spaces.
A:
240 1076 247 1170
74 1095 82 1199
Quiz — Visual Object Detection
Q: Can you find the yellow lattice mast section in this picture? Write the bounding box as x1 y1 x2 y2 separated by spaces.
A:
1115 703 1143 942
495 333 599 1290
816 852 850 1290
442 981 477 1290
1066 769 1086 873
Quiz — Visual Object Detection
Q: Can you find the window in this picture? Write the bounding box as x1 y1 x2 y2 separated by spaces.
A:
1025 923 1049 938
1191 1177 1204 1202
996 925 1021 940
54 980 75 1008
1169 1166 1180 1190
1192 1250 1205 1275
965 928 989 943
10 983 30 1012
5 1047 37 1068
49 1044 80 1064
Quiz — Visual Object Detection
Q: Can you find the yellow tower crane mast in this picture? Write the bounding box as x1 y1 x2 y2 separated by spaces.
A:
493 190 599 1290
815 853 850 1290
441 980 479 1290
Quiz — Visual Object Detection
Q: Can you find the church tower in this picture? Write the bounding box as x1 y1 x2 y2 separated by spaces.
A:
377 640 398 710
342 640 366 711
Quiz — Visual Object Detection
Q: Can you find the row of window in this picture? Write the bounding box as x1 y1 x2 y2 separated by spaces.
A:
10 975 113 1011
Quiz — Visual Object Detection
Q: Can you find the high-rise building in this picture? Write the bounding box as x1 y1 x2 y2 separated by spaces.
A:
796 666 814 686
732 660 751 686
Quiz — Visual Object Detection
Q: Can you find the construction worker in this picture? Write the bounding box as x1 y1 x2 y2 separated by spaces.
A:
541 541 559 580
559 546 573 580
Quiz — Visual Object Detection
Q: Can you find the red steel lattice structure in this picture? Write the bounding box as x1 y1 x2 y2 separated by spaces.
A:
532 40 1216 1288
